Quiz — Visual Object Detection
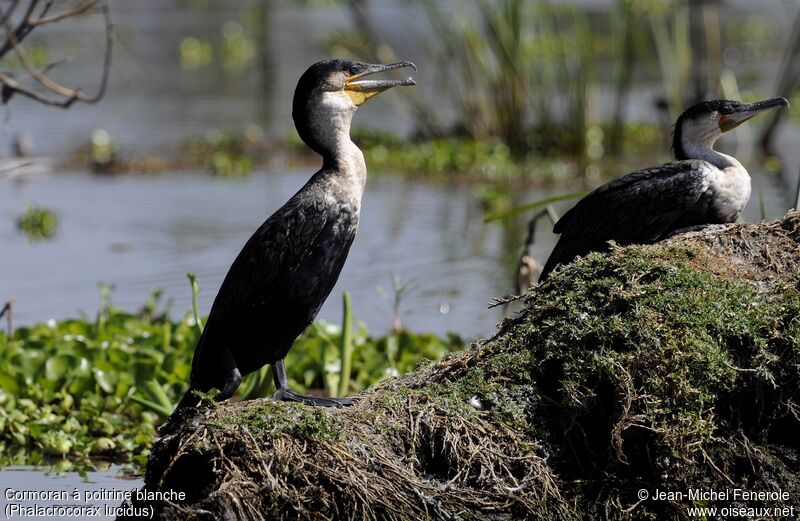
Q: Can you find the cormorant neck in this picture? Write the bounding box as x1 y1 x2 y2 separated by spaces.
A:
673 118 736 170
294 92 360 165
677 135 738 170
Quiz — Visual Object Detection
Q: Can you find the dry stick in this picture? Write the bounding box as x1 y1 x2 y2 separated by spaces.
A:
0 0 41 58
0 1 21 27
0 299 12 338
501 205 560 308
28 0 98 26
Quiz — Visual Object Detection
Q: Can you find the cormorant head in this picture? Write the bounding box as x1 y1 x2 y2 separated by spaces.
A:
292 59 416 156
672 97 789 160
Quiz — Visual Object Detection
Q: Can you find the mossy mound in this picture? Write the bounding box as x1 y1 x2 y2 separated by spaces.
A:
126 212 800 520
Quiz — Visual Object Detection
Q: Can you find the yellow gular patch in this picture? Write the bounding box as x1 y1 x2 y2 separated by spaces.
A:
719 113 755 132
344 88 383 107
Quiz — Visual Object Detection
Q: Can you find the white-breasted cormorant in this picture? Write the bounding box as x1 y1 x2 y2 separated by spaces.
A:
540 97 789 280
178 59 416 408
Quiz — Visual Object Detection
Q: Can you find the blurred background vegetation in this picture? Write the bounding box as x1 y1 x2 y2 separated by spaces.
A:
2 0 800 471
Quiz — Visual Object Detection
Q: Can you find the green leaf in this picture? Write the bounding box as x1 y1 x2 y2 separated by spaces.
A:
45 355 72 381
0 374 20 394
483 192 584 222
92 368 113 394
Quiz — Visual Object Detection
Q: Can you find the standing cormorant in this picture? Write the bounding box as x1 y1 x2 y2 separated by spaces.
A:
178 60 416 408
540 97 789 280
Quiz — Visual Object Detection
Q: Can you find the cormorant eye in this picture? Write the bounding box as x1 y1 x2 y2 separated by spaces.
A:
349 65 359 75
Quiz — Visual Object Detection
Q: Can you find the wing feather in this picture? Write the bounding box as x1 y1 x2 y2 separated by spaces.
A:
191 189 329 369
541 160 710 279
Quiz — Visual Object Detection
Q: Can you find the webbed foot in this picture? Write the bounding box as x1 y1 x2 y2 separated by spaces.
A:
271 387 355 407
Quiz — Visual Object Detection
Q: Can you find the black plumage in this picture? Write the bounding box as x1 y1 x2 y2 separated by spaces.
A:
540 97 788 280
178 59 415 409
542 161 709 280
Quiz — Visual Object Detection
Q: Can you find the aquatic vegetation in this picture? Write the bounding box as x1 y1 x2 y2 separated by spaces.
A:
350 126 664 188
791 89 800 122
220 21 256 71
90 129 116 172
184 128 262 177
0 287 461 467
16 205 58 242
179 37 213 69
332 0 598 160
177 14 256 72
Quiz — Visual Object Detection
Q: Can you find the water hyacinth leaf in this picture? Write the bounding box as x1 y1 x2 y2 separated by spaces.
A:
92 368 113 393
163 352 177 373
68 376 93 395
303 369 316 388
0 374 20 394
77 357 91 375
0 283 462 468
115 372 135 398
45 355 72 381
143 380 174 411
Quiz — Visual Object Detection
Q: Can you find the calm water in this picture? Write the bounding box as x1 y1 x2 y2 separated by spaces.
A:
1 168 517 337
0 466 143 520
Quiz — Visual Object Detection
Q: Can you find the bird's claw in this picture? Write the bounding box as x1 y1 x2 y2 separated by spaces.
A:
271 387 355 407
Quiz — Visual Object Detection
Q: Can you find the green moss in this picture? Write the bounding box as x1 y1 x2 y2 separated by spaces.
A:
208 401 343 443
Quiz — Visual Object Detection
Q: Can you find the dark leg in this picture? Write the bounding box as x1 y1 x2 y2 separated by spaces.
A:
271 359 354 407
217 366 242 401
210 346 243 401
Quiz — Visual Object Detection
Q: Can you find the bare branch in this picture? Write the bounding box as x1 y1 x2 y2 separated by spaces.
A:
4 19 84 98
0 0 112 108
28 0 99 26
0 1 21 28
83 0 112 103
0 0 40 58
0 71 78 106
0 299 13 338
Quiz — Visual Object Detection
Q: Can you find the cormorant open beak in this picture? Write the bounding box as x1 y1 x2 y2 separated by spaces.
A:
719 97 789 132
344 61 416 106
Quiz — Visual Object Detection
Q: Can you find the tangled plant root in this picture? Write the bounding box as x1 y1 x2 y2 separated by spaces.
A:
142 389 567 520
127 212 800 520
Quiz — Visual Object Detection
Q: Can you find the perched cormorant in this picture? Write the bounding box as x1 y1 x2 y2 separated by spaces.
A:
178 60 416 408
540 97 789 280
